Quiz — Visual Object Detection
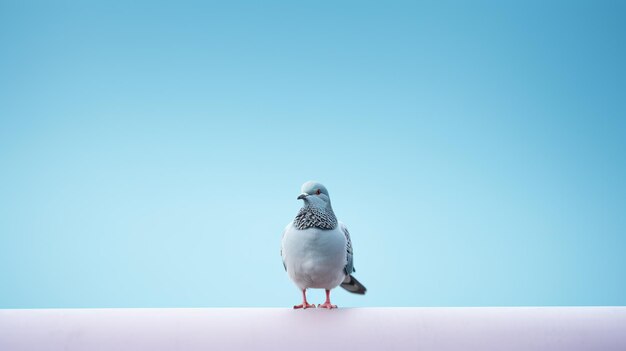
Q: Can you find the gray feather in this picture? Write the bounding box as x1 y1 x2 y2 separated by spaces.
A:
340 274 367 295
341 224 354 275
293 206 337 230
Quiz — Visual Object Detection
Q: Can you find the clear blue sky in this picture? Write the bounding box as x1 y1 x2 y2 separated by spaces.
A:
1 0 625 308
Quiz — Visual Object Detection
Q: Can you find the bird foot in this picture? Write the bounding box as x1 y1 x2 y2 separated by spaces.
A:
293 302 316 309
317 302 337 309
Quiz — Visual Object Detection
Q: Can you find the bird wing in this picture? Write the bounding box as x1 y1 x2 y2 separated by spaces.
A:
339 222 355 275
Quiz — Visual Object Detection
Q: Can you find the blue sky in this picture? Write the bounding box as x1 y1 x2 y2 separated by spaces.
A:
1 0 625 308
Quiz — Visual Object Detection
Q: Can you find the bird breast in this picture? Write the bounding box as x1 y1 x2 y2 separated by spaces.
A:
282 224 347 289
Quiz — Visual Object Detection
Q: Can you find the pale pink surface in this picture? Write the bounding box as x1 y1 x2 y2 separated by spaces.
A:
1 307 625 350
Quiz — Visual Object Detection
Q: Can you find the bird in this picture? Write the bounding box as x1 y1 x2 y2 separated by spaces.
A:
280 181 366 309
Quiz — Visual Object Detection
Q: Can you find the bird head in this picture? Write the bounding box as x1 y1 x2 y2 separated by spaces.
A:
297 181 331 208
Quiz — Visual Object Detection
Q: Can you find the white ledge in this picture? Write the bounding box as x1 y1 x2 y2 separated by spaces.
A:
1 307 625 350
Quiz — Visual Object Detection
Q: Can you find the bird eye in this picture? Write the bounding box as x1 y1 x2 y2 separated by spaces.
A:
316 189 321 195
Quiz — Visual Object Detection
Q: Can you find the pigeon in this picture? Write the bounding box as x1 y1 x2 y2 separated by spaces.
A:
280 181 366 309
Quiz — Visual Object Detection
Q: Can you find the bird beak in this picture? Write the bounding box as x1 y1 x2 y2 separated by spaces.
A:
297 193 309 200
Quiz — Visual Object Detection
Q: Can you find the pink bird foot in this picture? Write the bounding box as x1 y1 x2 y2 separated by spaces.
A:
317 302 337 309
293 302 316 309
317 289 338 309
293 289 316 309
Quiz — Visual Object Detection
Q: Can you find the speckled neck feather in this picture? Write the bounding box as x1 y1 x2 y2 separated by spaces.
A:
293 205 338 230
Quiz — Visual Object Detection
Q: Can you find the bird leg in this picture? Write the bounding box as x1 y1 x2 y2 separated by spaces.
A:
317 289 337 309
293 289 316 309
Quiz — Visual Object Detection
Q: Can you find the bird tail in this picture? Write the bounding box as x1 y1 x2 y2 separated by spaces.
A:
340 274 367 295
